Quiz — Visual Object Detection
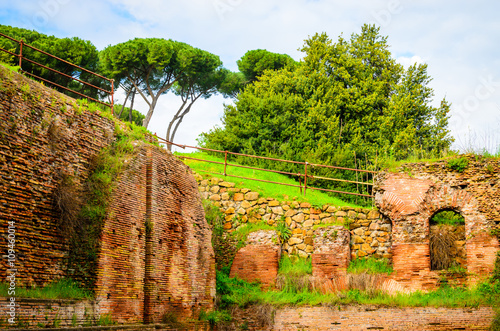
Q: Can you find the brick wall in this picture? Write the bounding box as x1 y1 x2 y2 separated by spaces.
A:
273 306 496 331
0 66 215 325
96 145 215 324
375 157 500 290
218 305 496 330
311 226 350 279
230 231 280 288
0 65 115 286
0 297 99 328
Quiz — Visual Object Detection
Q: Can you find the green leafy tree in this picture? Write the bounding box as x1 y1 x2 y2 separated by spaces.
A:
237 49 297 84
99 38 223 129
0 25 102 100
201 25 453 199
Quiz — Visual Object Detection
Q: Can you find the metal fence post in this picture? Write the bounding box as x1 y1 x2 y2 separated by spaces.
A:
304 162 308 197
18 39 23 69
110 79 115 114
224 151 228 176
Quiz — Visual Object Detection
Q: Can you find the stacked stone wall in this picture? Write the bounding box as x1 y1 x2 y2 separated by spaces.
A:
196 175 391 260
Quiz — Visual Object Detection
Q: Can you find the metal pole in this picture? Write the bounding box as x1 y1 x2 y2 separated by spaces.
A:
224 151 228 176
111 79 115 115
18 40 23 69
304 162 308 197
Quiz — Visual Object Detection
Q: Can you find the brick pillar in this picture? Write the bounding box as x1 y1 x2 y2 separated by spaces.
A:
311 226 350 280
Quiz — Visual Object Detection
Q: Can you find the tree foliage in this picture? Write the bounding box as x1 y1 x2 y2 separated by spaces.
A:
200 25 453 199
0 25 103 100
237 49 297 84
99 37 230 130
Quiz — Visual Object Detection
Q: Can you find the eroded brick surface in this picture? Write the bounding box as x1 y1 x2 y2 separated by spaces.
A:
96 145 215 323
273 306 496 331
230 230 280 288
375 158 500 290
0 67 215 324
312 226 350 279
0 66 115 287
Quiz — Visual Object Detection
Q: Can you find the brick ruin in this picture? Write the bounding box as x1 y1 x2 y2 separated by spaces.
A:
95 144 215 323
375 158 500 291
226 157 499 293
1 65 499 329
0 66 215 324
230 230 280 288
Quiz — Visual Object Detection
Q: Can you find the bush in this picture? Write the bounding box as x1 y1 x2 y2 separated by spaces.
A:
447 157 469 172
431 210 464 226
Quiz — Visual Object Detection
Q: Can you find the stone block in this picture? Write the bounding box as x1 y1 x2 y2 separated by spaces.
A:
233 193 244 201
245 191 259 201
210 194 221 201
292 213 304 223
268 200 280 207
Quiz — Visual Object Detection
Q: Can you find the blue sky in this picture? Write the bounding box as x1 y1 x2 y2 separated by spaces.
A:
2 0 500 153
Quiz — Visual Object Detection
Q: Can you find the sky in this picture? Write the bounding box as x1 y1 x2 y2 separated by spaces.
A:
2 0 500 153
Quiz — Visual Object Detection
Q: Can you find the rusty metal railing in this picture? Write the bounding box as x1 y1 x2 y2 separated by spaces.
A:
157 137 376 198
0 32 114 112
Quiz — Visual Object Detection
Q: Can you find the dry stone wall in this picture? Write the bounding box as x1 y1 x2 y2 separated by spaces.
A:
196 175 391 260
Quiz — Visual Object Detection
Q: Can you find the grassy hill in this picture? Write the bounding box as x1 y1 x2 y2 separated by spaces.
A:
175 151 369 208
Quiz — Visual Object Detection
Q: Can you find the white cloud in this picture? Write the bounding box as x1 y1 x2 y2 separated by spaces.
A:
397 55 423 69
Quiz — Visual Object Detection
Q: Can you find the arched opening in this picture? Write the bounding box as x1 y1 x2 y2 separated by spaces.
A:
429 209 466 271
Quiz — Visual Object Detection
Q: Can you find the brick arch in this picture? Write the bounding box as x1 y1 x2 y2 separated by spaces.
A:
375 173 499 291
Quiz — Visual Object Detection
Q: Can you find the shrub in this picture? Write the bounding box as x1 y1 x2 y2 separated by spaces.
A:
447 157 469 172
431 210 464 226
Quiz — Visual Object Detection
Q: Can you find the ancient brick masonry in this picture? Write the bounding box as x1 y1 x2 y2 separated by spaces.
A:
312 226 350 279
230 230 280 288
375 157 500 290
96 145 215 324
272 306 496 331
0 65 115 286
0 66 215 324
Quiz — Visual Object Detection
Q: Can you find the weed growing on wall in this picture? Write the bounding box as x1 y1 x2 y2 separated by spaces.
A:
431 210 465 226
0 278 92 299
64 102 157 291
276 256 313 293
447 157 469 172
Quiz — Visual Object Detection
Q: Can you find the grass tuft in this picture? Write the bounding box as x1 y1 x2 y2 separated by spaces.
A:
347 257 393 275
0 278 92 299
